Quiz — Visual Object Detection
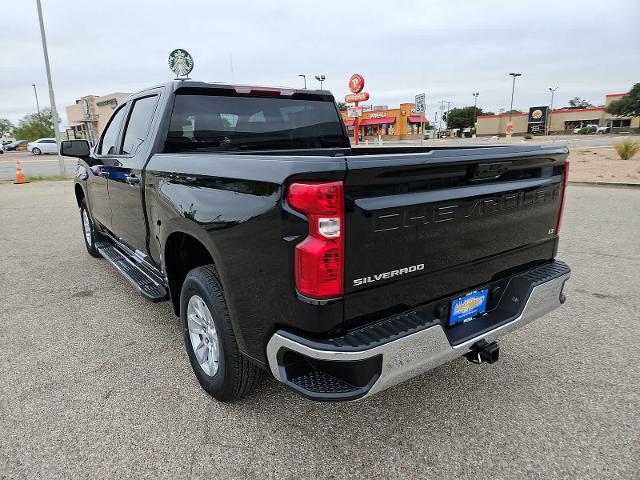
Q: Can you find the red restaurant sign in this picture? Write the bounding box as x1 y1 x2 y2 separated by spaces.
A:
349 73 365 93
345 92 369 103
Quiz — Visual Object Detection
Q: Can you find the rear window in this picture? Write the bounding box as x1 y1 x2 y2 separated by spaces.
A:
165 93 348 152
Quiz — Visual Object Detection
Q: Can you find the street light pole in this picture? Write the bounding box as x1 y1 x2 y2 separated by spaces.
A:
314 74 326 90
472 92 479 127
547 87 558 136
298 74 307 89
508 73 522 123
32 84 40 115
36 0 65 175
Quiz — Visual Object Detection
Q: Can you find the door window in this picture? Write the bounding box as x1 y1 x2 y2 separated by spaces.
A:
99 107 127 155
121 96 159 156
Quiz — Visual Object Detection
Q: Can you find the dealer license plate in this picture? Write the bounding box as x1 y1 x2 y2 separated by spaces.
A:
449 288 488 327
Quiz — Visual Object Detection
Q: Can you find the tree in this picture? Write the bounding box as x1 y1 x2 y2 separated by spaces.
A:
504 109 523 114
567 97 594 109
0 118 15 138
607 83 640 117
445 106 491 129
336 101 347 111
13 109 59 141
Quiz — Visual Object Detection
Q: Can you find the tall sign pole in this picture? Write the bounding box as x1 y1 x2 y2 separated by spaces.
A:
415 93 426 146
36 0 65 175
346 74 366 146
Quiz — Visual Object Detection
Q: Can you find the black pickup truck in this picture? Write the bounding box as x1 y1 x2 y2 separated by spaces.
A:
63 81 571 402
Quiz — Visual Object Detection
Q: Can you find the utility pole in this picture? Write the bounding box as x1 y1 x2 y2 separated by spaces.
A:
36 0 65 175
32 83 40 114
472 92 479 127
508 72 522 122
547 87 558 136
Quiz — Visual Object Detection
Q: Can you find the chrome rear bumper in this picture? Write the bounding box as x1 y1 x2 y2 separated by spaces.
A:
266 261 570 401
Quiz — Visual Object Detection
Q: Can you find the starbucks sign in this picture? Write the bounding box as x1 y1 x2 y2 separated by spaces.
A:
168 49 194 78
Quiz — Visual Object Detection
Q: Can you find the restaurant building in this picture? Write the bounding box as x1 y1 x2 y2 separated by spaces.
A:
476 93 639 136
65 92 130 145
340 103 429 140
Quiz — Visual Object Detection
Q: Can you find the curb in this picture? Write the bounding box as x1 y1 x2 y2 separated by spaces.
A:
569 181 640 188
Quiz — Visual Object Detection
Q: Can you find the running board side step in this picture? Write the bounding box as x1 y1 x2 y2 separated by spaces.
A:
95 240 168 302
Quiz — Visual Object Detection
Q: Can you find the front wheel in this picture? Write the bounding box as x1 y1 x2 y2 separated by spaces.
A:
181 265 261 401
32 147 41 155
80 199 103 258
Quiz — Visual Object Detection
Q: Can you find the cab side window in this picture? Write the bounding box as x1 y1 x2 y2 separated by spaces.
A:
99 106 127 155
121 96 159 156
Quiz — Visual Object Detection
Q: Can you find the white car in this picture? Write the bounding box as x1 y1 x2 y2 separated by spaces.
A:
572 124 609 134
28 138 58 155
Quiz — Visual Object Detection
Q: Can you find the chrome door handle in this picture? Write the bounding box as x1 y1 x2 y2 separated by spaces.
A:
125 174 140 185
96 170 109 177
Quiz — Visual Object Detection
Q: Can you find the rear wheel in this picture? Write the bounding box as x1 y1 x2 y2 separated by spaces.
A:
80 199 103 258
32 147 41 155
181 265 261 401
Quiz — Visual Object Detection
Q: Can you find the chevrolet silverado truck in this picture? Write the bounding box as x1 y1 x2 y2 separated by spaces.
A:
62 81 571 402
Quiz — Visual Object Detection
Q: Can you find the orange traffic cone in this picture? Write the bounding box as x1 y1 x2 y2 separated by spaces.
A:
14 161 28 184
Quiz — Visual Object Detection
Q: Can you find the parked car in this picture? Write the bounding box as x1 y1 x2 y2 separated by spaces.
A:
28 138 58 155
0 143 4 154
64 81 571 402
572 124 609 134
5 140 28 151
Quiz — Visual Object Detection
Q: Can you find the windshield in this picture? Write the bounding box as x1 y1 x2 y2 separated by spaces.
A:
165 93 348 153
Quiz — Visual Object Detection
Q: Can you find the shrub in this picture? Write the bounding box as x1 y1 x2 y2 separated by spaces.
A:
524 134 533 140
578 126 596 135
614 141 640 160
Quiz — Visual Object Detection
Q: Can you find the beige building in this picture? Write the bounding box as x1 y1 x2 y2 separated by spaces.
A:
476 93 639 136
66 92 130 145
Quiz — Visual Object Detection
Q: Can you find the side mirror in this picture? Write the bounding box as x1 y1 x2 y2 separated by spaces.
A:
60 140 90 158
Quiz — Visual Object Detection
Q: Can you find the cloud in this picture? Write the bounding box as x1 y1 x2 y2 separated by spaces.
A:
1 0 638 125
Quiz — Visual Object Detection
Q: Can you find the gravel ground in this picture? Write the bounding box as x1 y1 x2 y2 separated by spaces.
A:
0 181 638 479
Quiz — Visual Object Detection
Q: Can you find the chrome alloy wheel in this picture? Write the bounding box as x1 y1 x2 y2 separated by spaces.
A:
187 295 220 376
82 209 92 245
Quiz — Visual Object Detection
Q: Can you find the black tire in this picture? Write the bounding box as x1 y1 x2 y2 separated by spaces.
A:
80 198 103 258
181 265 261 401
32 147 41 155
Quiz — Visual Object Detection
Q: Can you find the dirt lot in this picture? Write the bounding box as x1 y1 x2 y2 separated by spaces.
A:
569 147 640 184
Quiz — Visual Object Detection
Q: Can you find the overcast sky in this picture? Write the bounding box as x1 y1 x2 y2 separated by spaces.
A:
2 0 639 127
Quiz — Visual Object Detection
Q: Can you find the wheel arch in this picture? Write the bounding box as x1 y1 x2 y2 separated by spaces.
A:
164 231 218 316
74 183 86 208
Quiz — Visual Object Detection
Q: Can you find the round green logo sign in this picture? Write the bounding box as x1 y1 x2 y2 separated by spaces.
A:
168 49 194 77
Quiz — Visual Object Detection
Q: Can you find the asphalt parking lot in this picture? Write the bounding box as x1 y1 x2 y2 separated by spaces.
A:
1 181 638 479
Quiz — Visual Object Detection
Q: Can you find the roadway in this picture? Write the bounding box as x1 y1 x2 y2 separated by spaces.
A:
0 152 75 180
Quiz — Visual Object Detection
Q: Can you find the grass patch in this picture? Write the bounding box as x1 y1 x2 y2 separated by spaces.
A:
0 175 73 185
614 141 640 160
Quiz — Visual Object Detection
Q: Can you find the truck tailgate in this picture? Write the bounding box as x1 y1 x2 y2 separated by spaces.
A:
343 146 569 327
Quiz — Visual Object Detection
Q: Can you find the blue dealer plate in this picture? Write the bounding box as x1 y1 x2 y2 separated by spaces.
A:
449 288 488 327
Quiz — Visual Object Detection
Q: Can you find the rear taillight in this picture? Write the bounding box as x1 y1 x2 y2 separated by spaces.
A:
555 161 570 235
288 181 344 299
